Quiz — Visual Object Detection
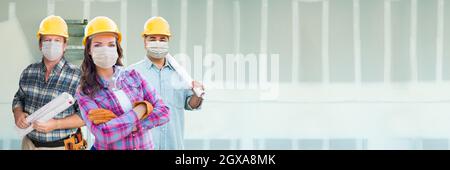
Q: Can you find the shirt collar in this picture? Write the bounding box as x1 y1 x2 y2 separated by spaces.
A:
97 65 123 89
144 54 175 71
41 57 66 74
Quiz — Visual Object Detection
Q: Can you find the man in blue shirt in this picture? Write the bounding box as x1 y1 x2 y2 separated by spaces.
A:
128 16 204 150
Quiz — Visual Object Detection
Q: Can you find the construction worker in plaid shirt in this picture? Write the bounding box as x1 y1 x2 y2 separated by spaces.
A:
76 16 170 150
12 15 84 150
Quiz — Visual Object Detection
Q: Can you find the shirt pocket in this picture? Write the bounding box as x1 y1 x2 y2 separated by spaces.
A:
50 88 65 98
169 89 187 110
93 94 111 110
123 80 143 104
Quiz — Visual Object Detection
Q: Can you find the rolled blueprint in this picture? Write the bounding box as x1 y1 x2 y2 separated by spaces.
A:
166 54 205 98
16 92 75 137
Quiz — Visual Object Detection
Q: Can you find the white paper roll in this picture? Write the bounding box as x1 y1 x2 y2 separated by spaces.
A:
166 54 205 98
15 92 75 137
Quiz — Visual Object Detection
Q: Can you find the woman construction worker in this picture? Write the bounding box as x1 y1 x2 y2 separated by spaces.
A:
75 16 170 150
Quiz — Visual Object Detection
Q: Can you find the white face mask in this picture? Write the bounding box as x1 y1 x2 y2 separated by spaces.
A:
41 41 63 61
146 41 169 59
91 46 118 69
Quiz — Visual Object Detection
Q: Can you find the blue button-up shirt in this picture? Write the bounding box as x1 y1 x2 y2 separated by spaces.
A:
128 56 200 149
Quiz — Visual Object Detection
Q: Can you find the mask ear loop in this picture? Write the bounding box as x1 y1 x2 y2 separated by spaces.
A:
110 67 122 91
110 38 122 90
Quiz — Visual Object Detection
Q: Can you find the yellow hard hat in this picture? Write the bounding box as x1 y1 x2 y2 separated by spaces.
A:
83 16 122 46
142 16 171 37
37 15 69 40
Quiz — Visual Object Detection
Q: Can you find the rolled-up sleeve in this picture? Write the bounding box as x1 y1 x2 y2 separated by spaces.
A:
12 71 26 111
12 88 24 110
185 89 203 111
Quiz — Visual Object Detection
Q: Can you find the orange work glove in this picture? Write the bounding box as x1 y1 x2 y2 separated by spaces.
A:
88 109 118 125
133 101 153 120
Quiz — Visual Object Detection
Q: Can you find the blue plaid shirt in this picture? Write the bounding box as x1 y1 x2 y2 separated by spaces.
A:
12 57 81 142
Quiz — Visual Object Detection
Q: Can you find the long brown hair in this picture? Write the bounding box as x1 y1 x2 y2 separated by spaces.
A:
80 36 123 97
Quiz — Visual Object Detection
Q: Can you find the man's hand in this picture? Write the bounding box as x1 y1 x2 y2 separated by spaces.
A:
189 81 204 109
33 119 59 133
14 111 30 129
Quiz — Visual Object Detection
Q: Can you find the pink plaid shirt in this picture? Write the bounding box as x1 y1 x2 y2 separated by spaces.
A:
76 66 170 150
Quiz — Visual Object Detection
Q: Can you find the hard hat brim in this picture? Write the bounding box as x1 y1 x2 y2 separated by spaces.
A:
82 31 122 46
37 33 69 39
141 33 171 38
